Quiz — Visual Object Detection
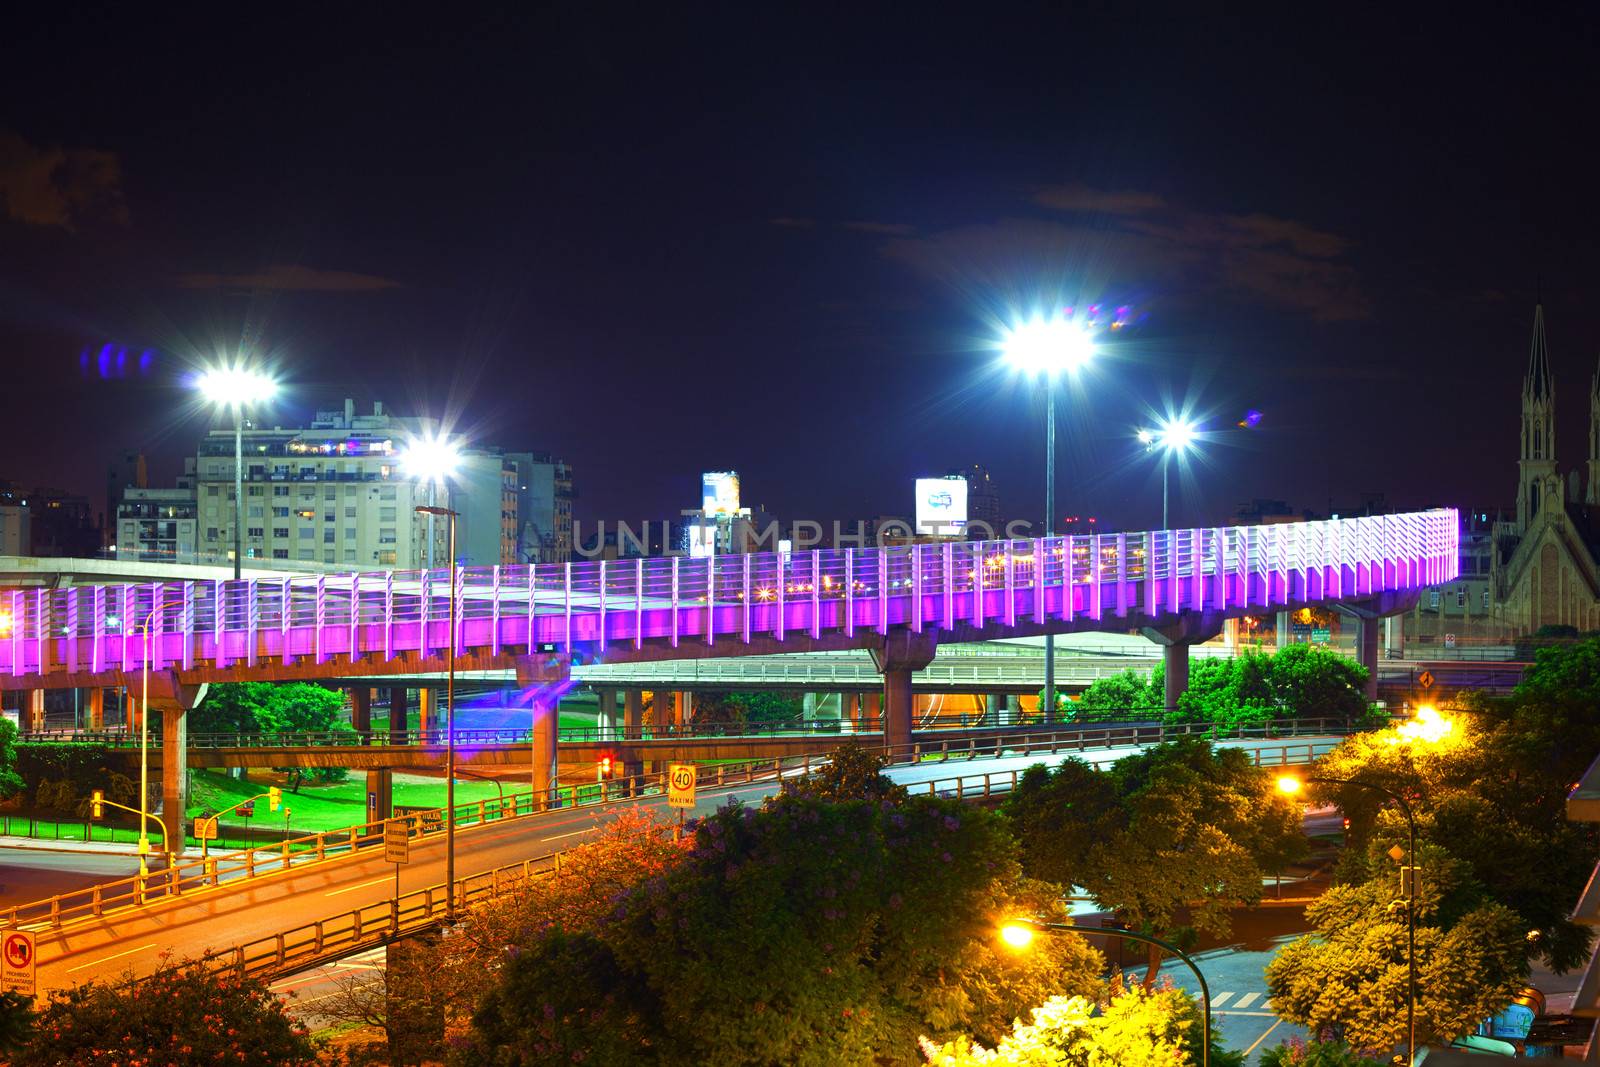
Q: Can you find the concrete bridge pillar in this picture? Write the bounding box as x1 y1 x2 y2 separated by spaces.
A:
25 690 44 733
1276 610 1291 650
865 691 882 730
366 769 393 823
598 689 619 739
1141 615 1225 715
623 690 644 778
516 655 571 807
144 675 208 858
841 692 858 733
349 687 372 744
85 688 105 732
1334 591 1422 707
679 690 693 724
388 687 410 744
870 632 937 762
990 693 1013 726
417 688 437 735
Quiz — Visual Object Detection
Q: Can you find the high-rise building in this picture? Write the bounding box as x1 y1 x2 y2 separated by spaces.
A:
504 452 575 563
106 450 147 544
115 487 198 562
954 464 1000 529
24 487 101 557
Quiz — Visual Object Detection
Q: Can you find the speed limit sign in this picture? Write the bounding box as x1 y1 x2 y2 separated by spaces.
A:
667 763 697 809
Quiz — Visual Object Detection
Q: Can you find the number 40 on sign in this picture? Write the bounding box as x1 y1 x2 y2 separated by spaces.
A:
668 764 697 808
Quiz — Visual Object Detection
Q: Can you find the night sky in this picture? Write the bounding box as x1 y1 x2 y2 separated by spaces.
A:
5 9 1600 534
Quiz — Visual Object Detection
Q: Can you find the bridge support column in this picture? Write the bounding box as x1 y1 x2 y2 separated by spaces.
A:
623 690 644 778
146 675 208 859
598 689 619 739
25 690 44 733
388 687 410 744
679 690 693 724
841 692 858 734
1276 610 1291 650
366 769 393 823
516 655 571 807
417 688 436 735
871 633 937 763
349 687 372 744
85 688 105 732
1334 591 1422 707
865 691 882 731
1141 615 1225 715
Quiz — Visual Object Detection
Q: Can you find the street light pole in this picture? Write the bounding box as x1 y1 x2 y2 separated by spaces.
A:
1281 773 1418 1064
233 407 244 581
1162 451 1170 531
1002 918 1211 1067
416 504 458 915
1044 385 1056 722
138 599 184 876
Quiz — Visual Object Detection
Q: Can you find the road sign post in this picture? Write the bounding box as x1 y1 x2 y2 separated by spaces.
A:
194 815 218 869
385 817 411 899
668 763 697 840
2 930 36 998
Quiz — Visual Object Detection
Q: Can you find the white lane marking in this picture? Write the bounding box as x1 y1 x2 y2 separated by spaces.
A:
1244 1019 1283 1056
540 829 590 842
1208 991 1235 1008
325 876 393 898
66 942 156 973
1232 991 1261 1009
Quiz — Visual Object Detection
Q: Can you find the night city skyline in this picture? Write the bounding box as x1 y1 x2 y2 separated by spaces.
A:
6 9 1600 531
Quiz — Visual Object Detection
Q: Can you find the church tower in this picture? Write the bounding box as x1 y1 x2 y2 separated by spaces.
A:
1519 304 1557 531
1589 353 1600 505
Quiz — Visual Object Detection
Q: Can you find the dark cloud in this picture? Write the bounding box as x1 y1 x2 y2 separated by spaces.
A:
175 263 403 292
0 130 126 230
769 216 817 229
881 185 1368 322
841 220 918 236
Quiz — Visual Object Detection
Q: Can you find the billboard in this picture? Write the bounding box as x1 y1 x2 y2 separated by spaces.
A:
915 476 968 535
687 522 717 557
702 471 741 516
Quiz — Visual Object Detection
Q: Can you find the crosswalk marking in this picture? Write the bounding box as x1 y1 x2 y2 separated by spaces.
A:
1209 992 1235 1008
1232 992 1262 1009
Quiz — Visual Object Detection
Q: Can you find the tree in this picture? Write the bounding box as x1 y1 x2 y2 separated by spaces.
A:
11 956 318 1066
1005 739 1306 983
190 682 272 733
1265 850 1528 1051
920 978 1240 1067
1268 643 1369 723
782 739 907 804
1257 1038 1390 1066
466 794 1103 1063
0 717 24 799
1070 669 1159 722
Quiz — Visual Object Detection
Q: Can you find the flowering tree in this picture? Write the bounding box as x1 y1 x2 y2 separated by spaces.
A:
11 957 317 1066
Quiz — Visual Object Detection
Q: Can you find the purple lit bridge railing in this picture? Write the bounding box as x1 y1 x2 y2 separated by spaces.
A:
0 510 1458 691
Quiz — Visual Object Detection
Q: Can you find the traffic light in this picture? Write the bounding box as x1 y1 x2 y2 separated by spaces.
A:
91 790 103 818
598 754 614 778
268 786 282 812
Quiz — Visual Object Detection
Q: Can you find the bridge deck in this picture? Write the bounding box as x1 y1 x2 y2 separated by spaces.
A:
0 510 1457 689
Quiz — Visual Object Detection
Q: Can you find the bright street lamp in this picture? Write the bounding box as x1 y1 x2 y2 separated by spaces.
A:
1137 416 1199 530
1000 917 1211 1067
399 435 464 569
196 365 279 581
415 503 459 916
1001 314 1097 723
1277 772 1420 1064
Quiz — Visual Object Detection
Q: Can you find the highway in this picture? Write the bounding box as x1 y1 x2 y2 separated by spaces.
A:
25 734 1337 992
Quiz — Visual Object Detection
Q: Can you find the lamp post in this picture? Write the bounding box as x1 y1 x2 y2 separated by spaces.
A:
138 599 185 875
415 503 458 915
1000 918 1211 1067
1136 417 1199 530
1001 315 1096 722
400 435 463 571
1278 773 1419 1064
196 365 279 580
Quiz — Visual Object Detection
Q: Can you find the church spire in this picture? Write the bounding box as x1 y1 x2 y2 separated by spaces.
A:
1519 303 1558 530
1527 303 1553 401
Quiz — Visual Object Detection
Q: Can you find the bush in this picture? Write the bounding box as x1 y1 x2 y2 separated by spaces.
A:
1257 1038 1390 1066
11 956 318 1066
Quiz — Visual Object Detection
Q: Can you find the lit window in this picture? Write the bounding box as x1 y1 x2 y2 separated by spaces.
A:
1429 590 1440 608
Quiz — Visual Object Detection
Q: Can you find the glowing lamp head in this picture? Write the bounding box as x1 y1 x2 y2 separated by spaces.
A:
999 922 1035 949
1002 316 1096 377
196 365 278 408
1275 776 1303 796
399 434 465 484
1143 416 1199 454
